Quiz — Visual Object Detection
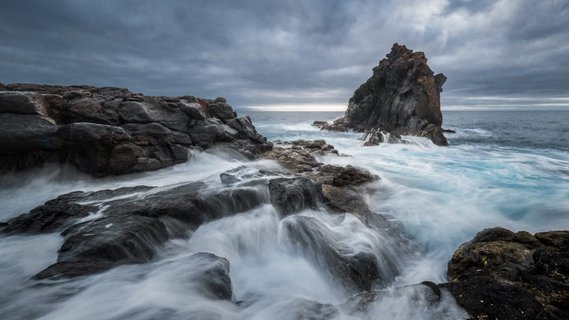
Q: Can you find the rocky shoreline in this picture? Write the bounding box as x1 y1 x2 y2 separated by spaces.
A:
1 120 567 318
0 83 271 176
1 62 567 318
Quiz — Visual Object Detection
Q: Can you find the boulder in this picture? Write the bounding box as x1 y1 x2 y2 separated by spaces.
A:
58 122 131 146
57 123 142 175
0 91 50 116
206 102 236 120
319 44 448 145
0 113 60 153
308 164 378 187
268 177 323 216
118 100 189 132
321 184 371 215
283 214 381 291
280 298 339 320
178 100 207 120
58 96 119 125
441 227 569 319
361 130 404 146
341 282 467 318
185 252 233 300
122 122 175 146
262 139 339 173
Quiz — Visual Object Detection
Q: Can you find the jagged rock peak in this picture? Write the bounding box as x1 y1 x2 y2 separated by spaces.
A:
316 43 448 146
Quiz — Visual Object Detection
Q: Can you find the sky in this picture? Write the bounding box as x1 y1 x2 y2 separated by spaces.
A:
1 0 568 111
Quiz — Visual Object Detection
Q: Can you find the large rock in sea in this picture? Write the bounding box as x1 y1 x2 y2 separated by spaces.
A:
0 84 272 175
317 43 448 145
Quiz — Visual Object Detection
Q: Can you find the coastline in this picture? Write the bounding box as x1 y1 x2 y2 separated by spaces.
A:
1 85 564 319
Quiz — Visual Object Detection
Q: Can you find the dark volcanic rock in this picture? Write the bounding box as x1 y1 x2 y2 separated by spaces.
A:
2 182 268 279
282 298 339 320
361 129 405 146
441 227 569 320
321 184 371 215
185 252 233 300
283 214 381 292
262 139 339 173
342 282 440 314
56 123 142 175
308 164 378 187
268 177 323 216
340 282 467 318
0 113 60 153
34 215 169 280
0 84 271 175
318 44 448 145
0 91 50 115
58 96 120 125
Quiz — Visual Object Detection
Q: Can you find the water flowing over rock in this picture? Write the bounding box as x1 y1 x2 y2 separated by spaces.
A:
315 43 448 146
2 181 269 279
440 227 569 320
341 282 467 318
183 252 234 301
283 214 382 291
0 84 272 175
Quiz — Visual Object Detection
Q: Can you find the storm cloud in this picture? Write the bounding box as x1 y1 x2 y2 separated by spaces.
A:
1 0 568 110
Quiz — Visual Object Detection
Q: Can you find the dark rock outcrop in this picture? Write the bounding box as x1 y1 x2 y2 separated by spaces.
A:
262 139 339 173
361 129 405 146
339 281 468 319
283 214 382 292
184 252 233 301
441 227 569 320
2 172 351 279
268 177 323 216
315 43 448 146
308 164 378 187
2 181 268 279
0 84 271 176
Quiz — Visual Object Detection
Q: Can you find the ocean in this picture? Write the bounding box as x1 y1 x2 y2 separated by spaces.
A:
0 110 568 319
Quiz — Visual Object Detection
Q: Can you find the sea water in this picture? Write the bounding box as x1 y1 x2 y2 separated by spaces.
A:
0 110 567 319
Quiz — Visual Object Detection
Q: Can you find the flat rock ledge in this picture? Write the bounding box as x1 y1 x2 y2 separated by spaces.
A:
0 83 272 176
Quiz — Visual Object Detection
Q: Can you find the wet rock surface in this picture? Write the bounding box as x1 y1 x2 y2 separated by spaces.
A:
441 227 569 320
2 181 269 279
361 129 406 146
268 177 324 216
262 139 339 173
184 252 233 301
315 43 448 146
0 84 271 175
339 281 470 319
283 214 382 292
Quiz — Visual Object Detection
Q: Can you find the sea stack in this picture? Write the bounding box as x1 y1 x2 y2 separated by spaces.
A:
317 43 448 145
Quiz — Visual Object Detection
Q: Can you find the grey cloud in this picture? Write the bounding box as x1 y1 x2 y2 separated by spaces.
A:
1 0 568 110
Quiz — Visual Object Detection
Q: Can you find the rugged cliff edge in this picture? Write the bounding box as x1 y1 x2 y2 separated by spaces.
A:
0 83 272 176
315 43 448 145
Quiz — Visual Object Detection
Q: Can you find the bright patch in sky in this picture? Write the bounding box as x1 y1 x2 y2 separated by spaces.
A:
244 104 347 112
